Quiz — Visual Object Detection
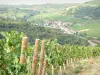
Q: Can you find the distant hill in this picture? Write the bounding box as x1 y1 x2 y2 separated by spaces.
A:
86 0 100 5
69 0 100 37
0 1 100 38
72 0 100 19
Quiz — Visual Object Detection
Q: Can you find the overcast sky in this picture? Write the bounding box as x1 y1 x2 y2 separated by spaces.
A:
0 0 91 5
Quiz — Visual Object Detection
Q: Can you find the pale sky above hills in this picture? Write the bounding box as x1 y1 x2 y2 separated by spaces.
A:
0 0 91 5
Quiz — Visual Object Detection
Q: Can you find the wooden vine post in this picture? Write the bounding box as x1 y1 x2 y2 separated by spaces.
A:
20 36 28 64
59 66 62 75
27 56 31 75
63 63 66 71
89 47 95 64
42 59 48 75
71 58 73 64
38 40 45 75
52 65 54 75
32 39 40 75
66 60 69 66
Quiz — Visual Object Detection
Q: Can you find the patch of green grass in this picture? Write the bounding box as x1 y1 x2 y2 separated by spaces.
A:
74 65 83 74
0 13 7 17
67 18 87 23
16 12 26 18
28 13 61 21
72 20 100 37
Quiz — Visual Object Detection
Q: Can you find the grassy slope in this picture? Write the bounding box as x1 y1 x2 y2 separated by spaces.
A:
72 20 100 37
62 57 100 75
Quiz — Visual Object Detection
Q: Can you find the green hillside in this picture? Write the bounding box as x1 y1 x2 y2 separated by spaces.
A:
0 0 100 43
72 20 100 37
86 0 100 5
71 0 100 37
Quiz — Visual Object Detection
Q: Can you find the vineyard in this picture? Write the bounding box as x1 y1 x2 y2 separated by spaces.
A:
0 31 100 75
